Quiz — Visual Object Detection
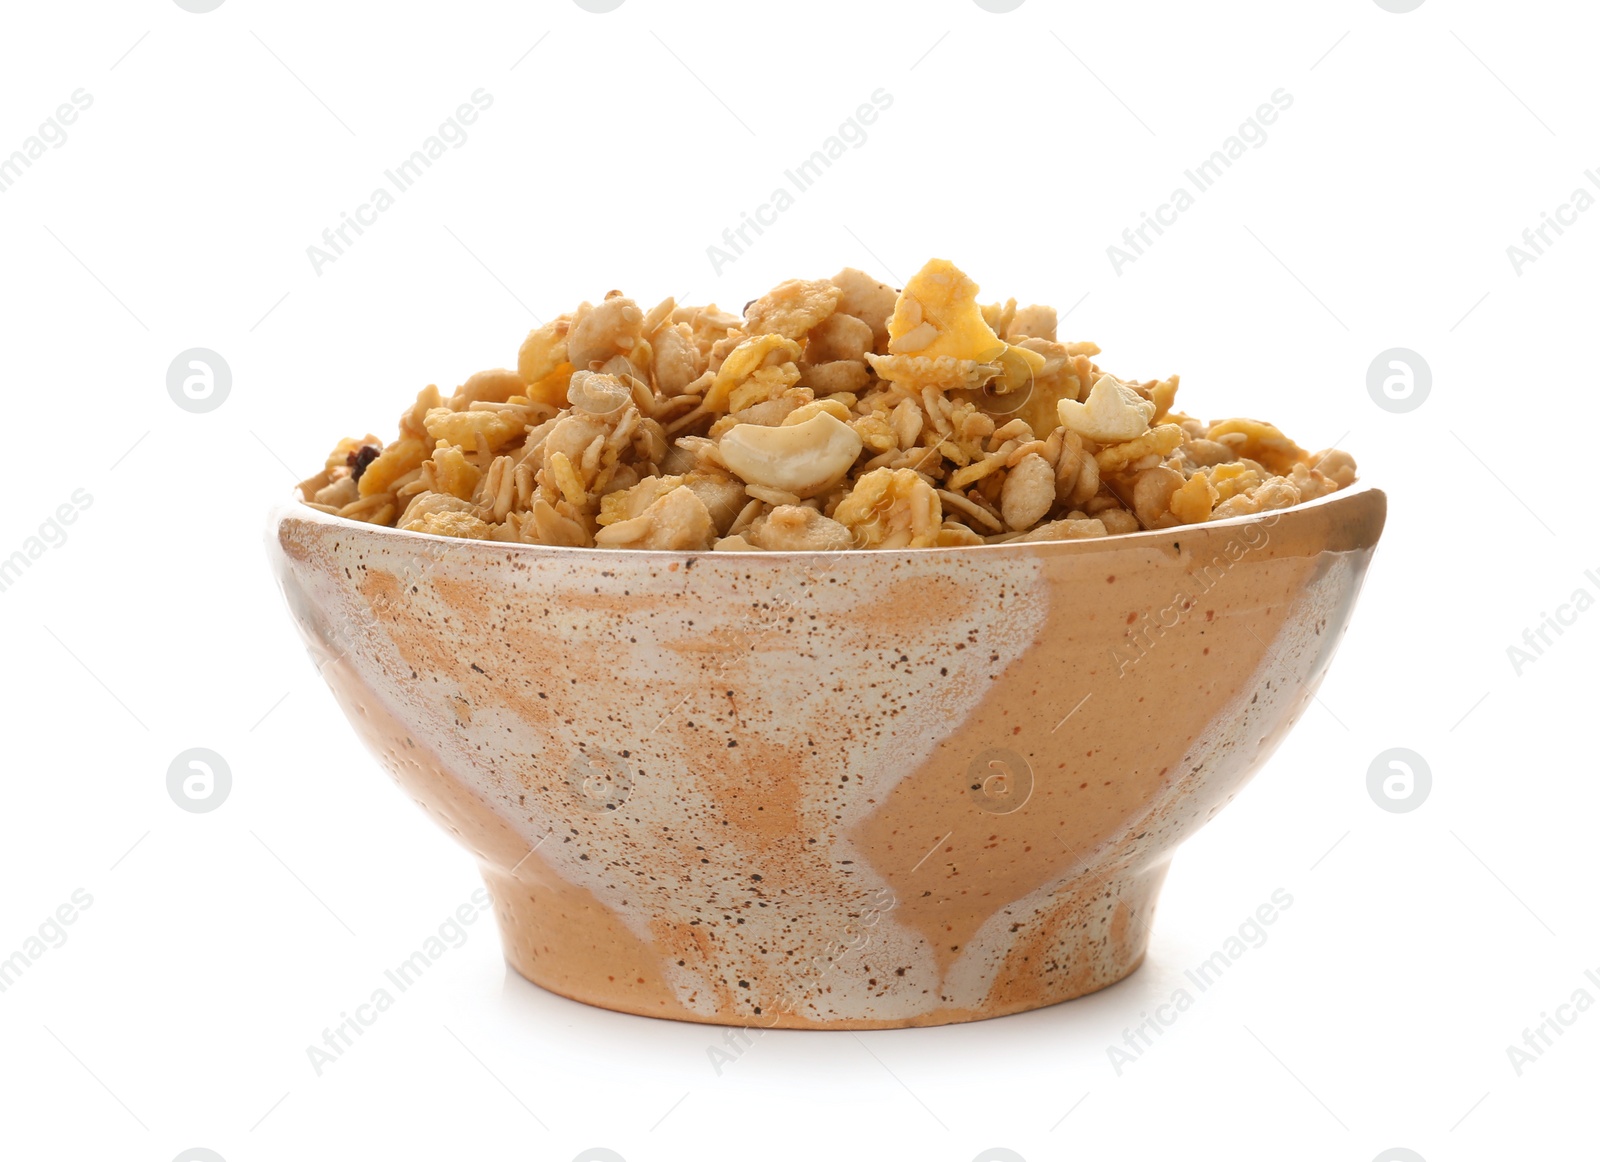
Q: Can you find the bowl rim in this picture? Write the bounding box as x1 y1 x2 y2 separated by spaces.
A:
271 481 1385 562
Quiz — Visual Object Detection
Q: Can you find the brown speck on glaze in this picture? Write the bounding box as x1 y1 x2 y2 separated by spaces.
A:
268 486 1385 1028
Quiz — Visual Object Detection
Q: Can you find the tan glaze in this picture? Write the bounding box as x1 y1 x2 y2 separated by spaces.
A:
309 649 696 1020
270 485 1385 1028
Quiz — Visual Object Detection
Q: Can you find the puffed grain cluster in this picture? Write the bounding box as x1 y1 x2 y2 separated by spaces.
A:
298 258 1357 550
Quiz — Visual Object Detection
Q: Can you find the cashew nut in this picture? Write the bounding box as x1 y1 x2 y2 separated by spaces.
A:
1057 374 1156 443
716 412 863 498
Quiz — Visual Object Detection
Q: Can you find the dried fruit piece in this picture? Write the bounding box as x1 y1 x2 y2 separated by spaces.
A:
349 444 380 481
326 435 381 475
357 437 427 497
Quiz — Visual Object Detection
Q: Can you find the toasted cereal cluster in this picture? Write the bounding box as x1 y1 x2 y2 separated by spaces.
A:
297 258 1357 550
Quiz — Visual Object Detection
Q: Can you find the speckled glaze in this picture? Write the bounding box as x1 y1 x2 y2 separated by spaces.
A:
268 485 1384 1028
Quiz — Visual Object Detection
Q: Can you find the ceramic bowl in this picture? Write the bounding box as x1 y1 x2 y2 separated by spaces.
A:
268 484 1384 1029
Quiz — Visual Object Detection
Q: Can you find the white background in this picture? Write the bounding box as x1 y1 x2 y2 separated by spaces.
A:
1 0 1595 1159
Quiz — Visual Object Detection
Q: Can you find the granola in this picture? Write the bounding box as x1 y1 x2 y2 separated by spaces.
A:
297 258 1357 550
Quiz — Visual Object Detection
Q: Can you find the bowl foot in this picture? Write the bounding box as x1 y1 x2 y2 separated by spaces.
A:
484 860 1167 1029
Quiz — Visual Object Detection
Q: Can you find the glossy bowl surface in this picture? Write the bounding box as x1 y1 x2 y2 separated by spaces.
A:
269 485 1385 1028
